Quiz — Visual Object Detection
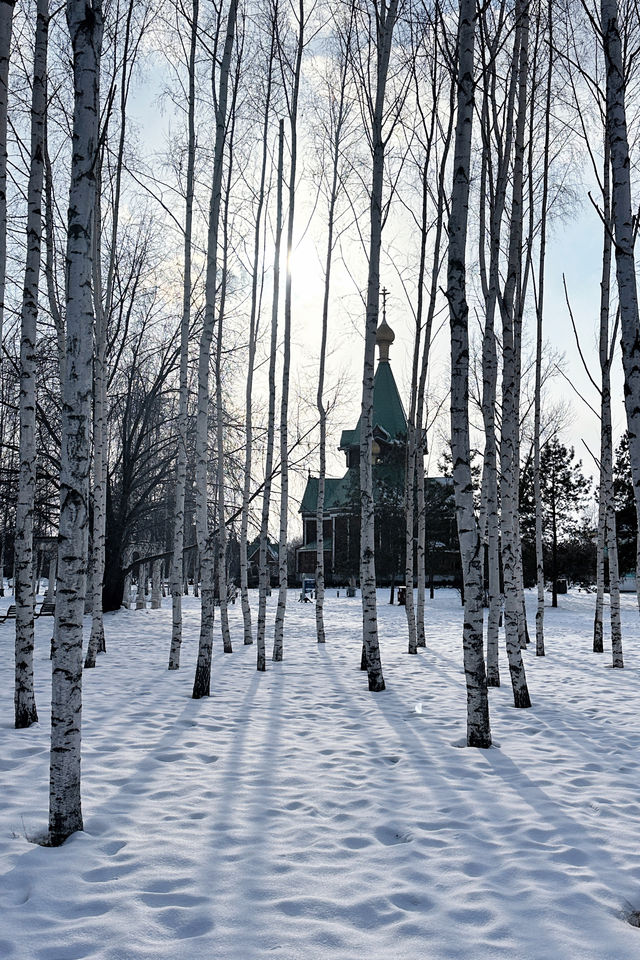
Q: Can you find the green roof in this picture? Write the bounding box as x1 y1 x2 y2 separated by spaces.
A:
297 537 333 553
340 360 407 450
300 475 353 514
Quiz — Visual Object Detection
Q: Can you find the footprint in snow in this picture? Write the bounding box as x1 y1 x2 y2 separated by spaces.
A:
374 825 412 846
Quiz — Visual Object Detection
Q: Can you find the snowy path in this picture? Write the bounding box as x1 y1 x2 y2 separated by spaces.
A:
1 589 640 959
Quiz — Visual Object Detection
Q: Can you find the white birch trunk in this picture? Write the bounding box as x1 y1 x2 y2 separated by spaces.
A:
43 127 66 391
477 6 519 686
532 5 551 658
49 0 103 845
594 135 612 654
46 555 56 601
315 21 351 646
239 35 273 647
0 2 13 618
84 199 106 667
122 548 132 608
358 0 399 693
169 0 198 670
447 0 491 747
498 0 531 708
215 126 235 656
0 0 14 356
256 119 284 672
415 467 427 640
192 0 237 699
151 558 161 609
405 159 430 656
273 0 304 662
601 0 640 617
597 138 623 667
136 564 146 609
414 69 454 646
14 0 48 729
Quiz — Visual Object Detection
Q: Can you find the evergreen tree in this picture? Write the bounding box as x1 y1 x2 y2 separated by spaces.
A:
613 432 636 576
520 439 591 606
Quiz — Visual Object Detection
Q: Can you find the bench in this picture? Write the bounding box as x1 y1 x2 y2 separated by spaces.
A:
35 600 56 618
0 600 56 623
0 604 16 623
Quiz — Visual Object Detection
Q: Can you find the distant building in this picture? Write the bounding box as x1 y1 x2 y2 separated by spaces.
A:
297 316 460 586
247 538 279 587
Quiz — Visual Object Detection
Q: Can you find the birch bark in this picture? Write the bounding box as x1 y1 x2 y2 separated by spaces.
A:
273 0 304 662
414 83 453 647
598 140 623 667
477 4 519 686
358 0 399 693
49 0 103 845
601 0 640 614
151 558 161 609
0 0 14 357
15 0 48 729
239 31 274 647
215 88 238 657
447 0 491 747
498 0 531 708
192 0 237 699
256 119 284 672
405 155 431 656
532 5 552 657
169 0 198 670
315 16 352 646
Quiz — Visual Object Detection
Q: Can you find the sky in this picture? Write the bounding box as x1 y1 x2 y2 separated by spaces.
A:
128 29 625 524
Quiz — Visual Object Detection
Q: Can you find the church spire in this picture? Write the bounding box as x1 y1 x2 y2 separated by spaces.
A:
376 286 395 362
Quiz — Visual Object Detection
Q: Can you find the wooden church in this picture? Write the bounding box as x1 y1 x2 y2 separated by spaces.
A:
296 316 411 585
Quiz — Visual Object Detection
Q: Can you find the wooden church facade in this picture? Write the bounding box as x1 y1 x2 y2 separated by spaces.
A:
297 318 460 587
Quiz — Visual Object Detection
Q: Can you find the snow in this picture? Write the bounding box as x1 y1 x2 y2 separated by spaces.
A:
1 588 640 960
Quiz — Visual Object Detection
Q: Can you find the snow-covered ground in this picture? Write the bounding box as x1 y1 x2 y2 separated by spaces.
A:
1 588 640 960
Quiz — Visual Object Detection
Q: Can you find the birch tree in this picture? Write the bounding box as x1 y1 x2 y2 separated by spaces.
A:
477 1 520 686
256 118 284 672
314 9 353 645
532 0 553 658
169 0 198 670
0 0 14 614
85 0 143 668
498 0 531 707
192 0 237 699
601 0 640 619
15 0 48 729
447 0 491 746
49 0 103 846
239 19 275 647
214 45 242 658
355 0 400 692
594 142 624 666
273 0 305 662
413 32 454 649
403 9 441 655
0 0 14 360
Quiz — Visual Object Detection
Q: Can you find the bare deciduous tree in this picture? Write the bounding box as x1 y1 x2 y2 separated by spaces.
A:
49 0 103 846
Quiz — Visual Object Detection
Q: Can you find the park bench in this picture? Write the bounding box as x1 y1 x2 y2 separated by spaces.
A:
35 600 56 618
0 604 16 623
0 600 55 624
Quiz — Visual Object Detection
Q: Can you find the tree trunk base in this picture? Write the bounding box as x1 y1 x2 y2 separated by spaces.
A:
15 704 38 728
467 731 492 748
513 690 532 708
192 670 210 699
